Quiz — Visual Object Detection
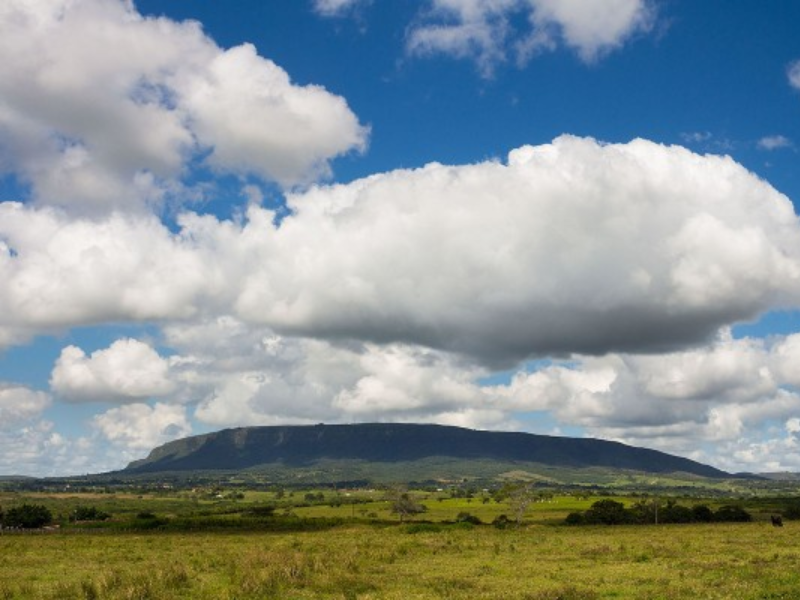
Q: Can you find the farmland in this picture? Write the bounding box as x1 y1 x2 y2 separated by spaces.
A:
1 485 799 599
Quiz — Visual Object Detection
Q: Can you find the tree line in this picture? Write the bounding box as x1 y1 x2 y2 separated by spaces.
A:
566 499 752 525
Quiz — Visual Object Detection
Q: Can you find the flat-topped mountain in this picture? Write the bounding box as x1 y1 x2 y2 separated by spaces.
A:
124 423 728 479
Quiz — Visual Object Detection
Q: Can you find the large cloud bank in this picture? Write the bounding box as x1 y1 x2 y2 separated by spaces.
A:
3 136 798 364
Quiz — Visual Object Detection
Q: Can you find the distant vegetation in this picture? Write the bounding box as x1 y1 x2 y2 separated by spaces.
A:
1 428 798 597
2 503 53 529
566 498 753 525
1 481 800 599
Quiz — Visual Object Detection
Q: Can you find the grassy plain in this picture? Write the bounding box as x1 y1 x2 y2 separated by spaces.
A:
1 490 799 599
2 520 799 599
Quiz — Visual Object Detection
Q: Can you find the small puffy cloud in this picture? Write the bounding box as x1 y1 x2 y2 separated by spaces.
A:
0 0 367 214
788 60 800 90
520 0 655 63
51 339 175 402
757 135 793 151
180 43 367 186
332 345 490 418
313 0 369 17
407 0 518 76
92 402 191 451
680 131 712 144
0 384 50 429
407 0 654 75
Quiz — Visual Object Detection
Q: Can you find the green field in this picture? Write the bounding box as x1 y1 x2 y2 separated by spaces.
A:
2 520 799 599
1 488 799 599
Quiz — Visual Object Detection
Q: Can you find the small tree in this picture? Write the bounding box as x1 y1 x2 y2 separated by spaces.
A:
506 483 537 527
389 491 426 522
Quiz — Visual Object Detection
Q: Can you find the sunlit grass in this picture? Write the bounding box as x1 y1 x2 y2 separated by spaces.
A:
1 520 799 599
1 490 798 598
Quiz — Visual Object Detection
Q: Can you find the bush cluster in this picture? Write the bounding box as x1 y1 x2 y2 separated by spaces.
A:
566 499 752 526
455 511 482 525
3 503 53 529
782 502 800 520
71 506 111 522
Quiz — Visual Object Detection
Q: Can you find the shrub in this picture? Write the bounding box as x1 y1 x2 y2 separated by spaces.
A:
72 506 111 522
714 505 752 523
782 503 800 520
564 512 584 526
691 504 714 523
492 514 512 529
583 500 631 525
5 504 53 529
405 523 442 534
660 503 693 524
246 505 277 518
456 512 482 525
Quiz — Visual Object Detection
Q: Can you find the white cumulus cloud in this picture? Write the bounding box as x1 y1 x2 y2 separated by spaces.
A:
3 137 799 364
522 0 655 63
407 0 654 75
488 331 800 470
159 317 501 429
236 136 800 364
51 339 175 402
92 402 191 451
0 0 367 214
0 384 51 429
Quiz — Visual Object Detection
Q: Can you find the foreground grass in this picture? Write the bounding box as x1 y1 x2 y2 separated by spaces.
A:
1 521 798 599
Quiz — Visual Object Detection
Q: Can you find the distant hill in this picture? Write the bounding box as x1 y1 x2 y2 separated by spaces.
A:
123 423 729 480
758 472 800 481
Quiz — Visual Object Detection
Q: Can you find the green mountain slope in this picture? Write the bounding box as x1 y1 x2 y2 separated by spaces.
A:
124 423 728 479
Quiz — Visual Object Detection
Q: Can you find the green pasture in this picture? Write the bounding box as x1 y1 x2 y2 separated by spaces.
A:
290 494 592 524
2 520 799 599
1 489 799 598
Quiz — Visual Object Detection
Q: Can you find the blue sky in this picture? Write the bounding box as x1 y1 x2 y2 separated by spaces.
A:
1 0 800 476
